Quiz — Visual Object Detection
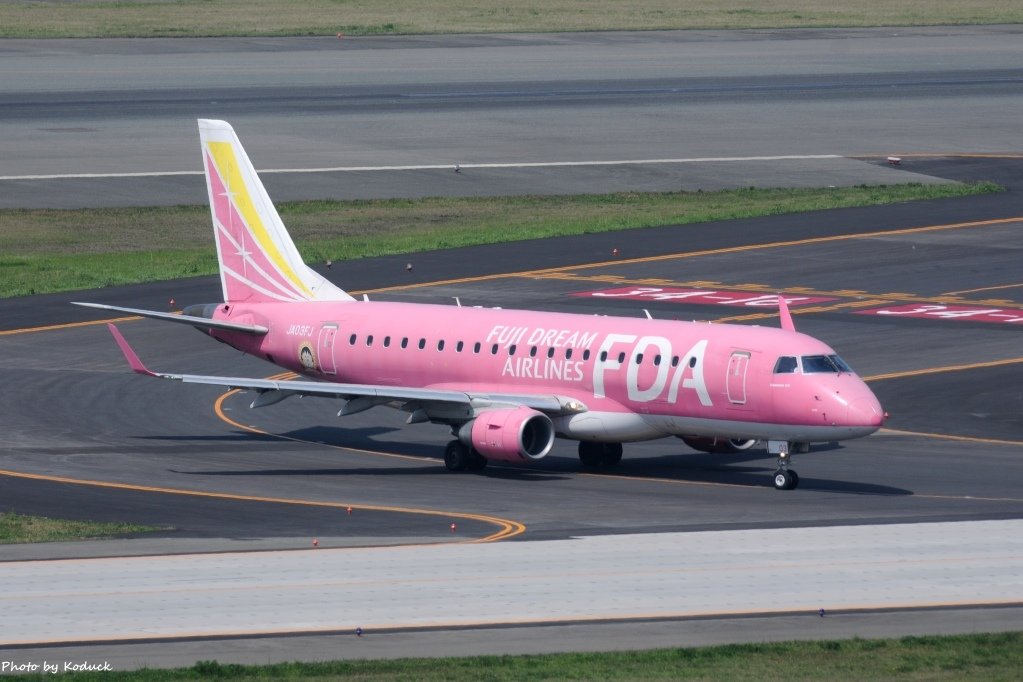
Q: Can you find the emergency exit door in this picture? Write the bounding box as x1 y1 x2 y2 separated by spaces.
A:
726 351 750 405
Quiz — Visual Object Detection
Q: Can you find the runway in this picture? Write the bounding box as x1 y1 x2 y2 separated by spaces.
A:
2 26 1022 207
1 28 1022 669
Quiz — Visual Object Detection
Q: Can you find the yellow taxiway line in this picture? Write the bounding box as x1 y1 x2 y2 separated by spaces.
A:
0 468 524 544
864 357 1023 382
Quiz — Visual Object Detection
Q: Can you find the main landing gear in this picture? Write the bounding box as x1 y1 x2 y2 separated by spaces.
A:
444 440 487 472
578 441 623 468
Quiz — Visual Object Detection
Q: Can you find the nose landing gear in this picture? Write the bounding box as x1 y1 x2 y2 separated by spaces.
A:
769 442 800 490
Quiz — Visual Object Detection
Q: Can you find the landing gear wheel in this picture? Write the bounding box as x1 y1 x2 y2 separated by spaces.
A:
601 442 623 467
773 469 799 490
444 440 469 472
578 441 603 468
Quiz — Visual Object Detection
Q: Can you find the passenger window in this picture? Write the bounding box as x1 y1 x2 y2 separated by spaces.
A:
349 333 357 345
654 354 661 366
418 338 426 350
530 346 538 357
617 352 626 363
671 356 680 367
547 347 555 358
456 341 464 352
473 342 481 354
565 348 573 360
383 336 391 348
689 357 697 368
401 337 409 349
509 344 517 356
635 353 643 364
774 356 798 374
366 335 373 346
583 350 590 361
600 350 608 362
491 344 499 355
437 340 445 351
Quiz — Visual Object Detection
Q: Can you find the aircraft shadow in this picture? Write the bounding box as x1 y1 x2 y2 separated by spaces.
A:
602 457 912 496
145 431 905 493
172 465 568 482
138 426 410 448
174 465 456 478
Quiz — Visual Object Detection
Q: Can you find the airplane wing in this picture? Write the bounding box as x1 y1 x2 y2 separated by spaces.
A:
107 324 587 419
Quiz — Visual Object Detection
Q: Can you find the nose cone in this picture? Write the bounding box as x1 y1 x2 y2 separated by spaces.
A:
848 391 885 431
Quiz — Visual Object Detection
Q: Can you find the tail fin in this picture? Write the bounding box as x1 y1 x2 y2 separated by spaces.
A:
198 119 353 304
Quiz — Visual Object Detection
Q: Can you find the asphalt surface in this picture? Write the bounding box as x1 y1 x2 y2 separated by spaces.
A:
2 155 1021 546
0 28 1021 669
2 26 1022 207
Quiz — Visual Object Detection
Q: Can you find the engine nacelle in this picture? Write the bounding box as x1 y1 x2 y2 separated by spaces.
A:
459 407 555 463
680 436 759 454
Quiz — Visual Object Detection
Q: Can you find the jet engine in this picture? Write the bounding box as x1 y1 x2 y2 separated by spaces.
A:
459 407 555 463
680 436 759 454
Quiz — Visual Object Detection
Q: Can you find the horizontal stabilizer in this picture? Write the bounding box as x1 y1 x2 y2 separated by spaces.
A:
74 302 268 335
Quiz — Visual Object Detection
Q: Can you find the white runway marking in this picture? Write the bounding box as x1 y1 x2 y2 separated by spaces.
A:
0 155 842 182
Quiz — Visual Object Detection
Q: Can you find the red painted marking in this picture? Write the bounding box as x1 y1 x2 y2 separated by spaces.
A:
857 303 1023 325
573 286 836 307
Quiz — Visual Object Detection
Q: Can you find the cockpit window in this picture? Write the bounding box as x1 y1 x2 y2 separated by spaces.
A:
774 356 798 374
801 354 853 373
830 354 853 372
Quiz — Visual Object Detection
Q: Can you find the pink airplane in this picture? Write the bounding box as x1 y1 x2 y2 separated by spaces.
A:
77 119 885 490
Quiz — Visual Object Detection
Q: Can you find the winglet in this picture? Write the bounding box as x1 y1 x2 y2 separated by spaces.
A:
777 295 796 332
107 324 158 377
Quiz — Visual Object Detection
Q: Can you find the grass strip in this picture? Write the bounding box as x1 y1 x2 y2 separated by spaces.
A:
0 182 999 299
8 632 1020 680
1 0 1021 38
0 511 161 544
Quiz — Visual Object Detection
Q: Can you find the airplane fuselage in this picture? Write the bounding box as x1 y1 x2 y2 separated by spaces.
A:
209 300 884 444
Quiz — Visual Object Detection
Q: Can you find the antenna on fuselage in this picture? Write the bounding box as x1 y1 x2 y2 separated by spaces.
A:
642 309 653 320
777 295 796 331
